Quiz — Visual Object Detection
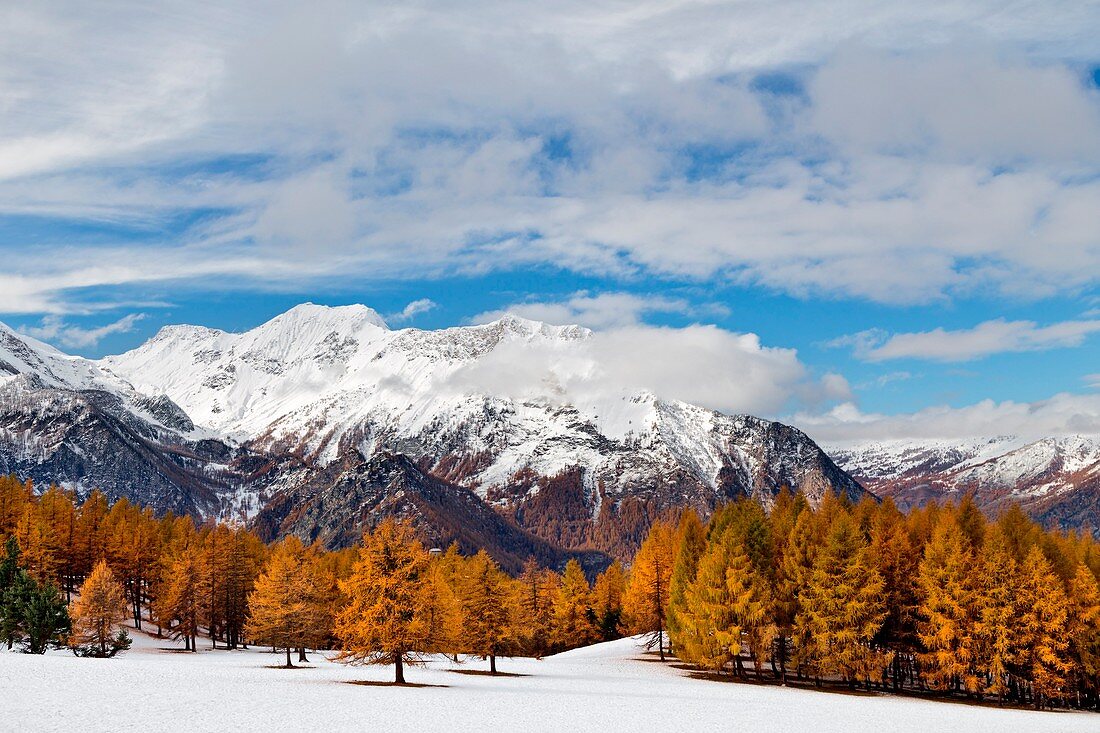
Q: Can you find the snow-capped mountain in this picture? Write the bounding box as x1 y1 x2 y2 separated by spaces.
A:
2 304 866 560
0 321 239 516
830 435 1100 529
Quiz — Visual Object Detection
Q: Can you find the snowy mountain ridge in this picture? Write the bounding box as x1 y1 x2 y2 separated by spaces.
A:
0 303 862 558
829 434 1100 528
100 303 595 450
101 303 837 513
0 320 211 441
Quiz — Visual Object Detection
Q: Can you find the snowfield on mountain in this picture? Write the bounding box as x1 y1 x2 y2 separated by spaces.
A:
5 302 1100 546
5 625 1095 733
0 304 864 559
830 434 1100 529
99 303 860 507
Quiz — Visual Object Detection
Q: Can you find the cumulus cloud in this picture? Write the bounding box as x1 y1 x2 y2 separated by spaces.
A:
21 313 146 349
472 292 719 330
832 318 1100 362
798 394 1100 445
442 323 838 417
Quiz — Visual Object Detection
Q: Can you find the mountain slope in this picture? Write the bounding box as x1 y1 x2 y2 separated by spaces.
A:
101 304 867 553
830 435 1100 530
0 323 241 515
251 450 607 574
2 305 868 560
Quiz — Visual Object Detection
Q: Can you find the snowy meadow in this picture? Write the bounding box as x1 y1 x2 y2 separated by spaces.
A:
4 625 1096 733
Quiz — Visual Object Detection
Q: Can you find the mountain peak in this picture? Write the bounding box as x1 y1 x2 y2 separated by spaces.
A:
267 303 389 332
479 313 591 342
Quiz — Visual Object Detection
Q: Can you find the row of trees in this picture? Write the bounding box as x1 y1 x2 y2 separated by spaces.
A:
5 472 1100 710
1 536 132 657
626 491 1100 710
247 521 643 678
0 475 646 677
1 475 271 651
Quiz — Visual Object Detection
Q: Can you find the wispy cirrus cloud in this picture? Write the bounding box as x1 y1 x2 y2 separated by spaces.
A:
831 318 1100 362
472 291 727 330
387 298 438 324
799 393 1100 444
21 313 146 349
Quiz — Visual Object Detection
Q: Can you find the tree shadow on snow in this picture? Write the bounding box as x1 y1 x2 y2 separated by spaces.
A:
345 680 448 689
263 665 317 670
449 669 530 678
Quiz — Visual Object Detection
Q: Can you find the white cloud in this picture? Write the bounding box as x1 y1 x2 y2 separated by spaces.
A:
21 313 146 349
1085 374 1100 390
798 393 1100 445
387 298 437 324
877 371 912 386
0 3 1098 312
472 292 710 330
809 48 1100 164
445 322 837 417
834 318 1100 362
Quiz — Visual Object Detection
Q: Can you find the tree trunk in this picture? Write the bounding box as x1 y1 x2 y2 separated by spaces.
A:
285 647 292 668
298 647 308 663
395 655 405 684
777 636 788 685
490 655 497 675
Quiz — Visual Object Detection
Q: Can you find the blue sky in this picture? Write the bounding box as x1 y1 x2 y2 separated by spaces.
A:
2 1 1099 443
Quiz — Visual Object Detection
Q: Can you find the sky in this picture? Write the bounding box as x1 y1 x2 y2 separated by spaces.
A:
2 0 1099 445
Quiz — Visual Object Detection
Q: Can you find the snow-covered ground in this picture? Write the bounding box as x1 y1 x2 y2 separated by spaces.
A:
3 625 1096 732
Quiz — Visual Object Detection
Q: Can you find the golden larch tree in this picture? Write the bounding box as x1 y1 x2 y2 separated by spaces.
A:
420 555 463 660
592 561 627 641
868 498 919 690
1017 545 1073 708
516 557 558 657
678 525 739 673
974 526 1022 700
335 520 430 684
622 520 675 659
796 513 888 684
774 498 815 683
246 537 330 668
69 560 131 657
459 550 514 674
553 559 597 650
154 545 204 651
1068 564 1100 703
726 538 776 678
666 510 706 655
916 513 980 692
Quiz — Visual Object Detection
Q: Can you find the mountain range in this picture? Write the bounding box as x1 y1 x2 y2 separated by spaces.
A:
2 303 1096 568
0 303 867 567
829 435 1100 532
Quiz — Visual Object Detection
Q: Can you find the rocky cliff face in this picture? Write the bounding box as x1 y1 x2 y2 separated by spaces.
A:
1 305 869 563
